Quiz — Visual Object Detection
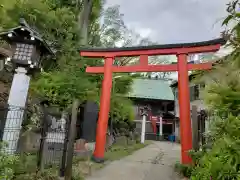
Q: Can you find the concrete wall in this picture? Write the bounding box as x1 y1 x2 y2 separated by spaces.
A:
173 80 208 142
135 120 153 134
174 99 205 142
175 99 206 118
174 82 206 118
174 70 221 118
173 77 216 142
174 120 180 142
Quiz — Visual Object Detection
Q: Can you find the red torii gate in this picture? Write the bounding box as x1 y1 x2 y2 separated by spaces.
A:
79 38 225 164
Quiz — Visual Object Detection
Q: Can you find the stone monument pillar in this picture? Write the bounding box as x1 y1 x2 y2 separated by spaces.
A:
2 67 30 154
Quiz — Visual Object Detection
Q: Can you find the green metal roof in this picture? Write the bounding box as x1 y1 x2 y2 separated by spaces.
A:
128 78 174 101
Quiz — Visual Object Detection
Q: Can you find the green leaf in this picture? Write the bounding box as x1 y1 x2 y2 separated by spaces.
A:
222 15 233 25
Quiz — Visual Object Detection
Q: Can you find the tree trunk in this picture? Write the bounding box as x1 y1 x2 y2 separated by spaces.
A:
77 1 84 32
74 0 95 159
78 0 93 45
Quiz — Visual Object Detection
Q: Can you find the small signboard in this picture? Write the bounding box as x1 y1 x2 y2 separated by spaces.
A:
43 114 67 165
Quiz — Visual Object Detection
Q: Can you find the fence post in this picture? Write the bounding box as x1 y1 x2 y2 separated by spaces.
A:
59 112 70 177
65 99 80 180
37 104 49 172
191 105 199 151
0 106 8 141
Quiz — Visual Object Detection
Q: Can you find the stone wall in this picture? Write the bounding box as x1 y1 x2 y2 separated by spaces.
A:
17 131 41 153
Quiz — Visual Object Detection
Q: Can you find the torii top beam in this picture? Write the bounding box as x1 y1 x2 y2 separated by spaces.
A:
80 38 226 57
79 38 226 73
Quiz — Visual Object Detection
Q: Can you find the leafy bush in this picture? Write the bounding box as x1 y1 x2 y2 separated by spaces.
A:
0 142 61 180
0 142 19 180
190 116 240 180
71 167 84 180
176 116 240 179
13 153 38 176
175 162 193 178
14 169 59 180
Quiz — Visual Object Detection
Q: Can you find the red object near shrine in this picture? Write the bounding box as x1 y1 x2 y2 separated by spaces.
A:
150 116 158 134
79 38 225 164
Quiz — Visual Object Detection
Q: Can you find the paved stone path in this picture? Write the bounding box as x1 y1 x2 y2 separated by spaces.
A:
86 141 181 180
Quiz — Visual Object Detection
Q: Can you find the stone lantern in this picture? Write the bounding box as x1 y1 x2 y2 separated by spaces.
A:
0 18 54 154
0 18 54 71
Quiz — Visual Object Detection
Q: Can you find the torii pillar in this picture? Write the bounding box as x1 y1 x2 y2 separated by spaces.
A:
79 38 225 164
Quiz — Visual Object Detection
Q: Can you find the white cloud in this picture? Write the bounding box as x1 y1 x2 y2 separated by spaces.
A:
136 28 152 38
126 22 154 38
106 0 227 44
105 0 230 81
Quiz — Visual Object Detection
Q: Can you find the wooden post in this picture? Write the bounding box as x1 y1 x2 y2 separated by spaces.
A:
65 100 80 180
191 105 199 151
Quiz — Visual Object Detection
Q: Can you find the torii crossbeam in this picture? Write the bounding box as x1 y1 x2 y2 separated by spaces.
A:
79 38 225 164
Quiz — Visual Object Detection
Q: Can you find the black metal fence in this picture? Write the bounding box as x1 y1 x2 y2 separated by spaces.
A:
0 106 31 154
39 105 71 176
0 104 72 178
